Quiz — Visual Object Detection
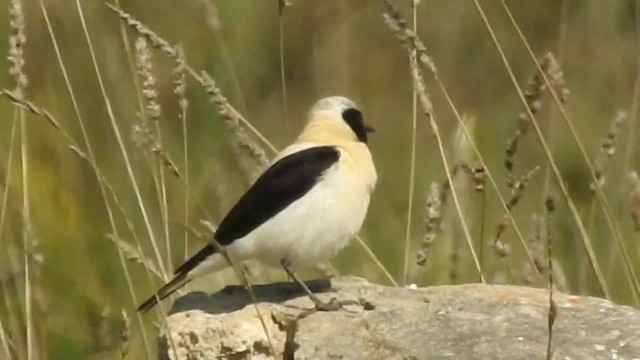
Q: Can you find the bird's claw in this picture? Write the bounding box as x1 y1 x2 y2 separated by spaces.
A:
313 297 360 312
297 297 359 319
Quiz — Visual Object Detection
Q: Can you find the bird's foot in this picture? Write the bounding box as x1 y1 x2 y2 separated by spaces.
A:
297 298 343 319
311 296 359 312
296 296 362 319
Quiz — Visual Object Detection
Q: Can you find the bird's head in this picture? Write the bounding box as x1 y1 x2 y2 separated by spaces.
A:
298 96 375 145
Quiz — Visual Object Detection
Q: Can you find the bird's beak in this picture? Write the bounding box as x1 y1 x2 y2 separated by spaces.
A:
365 125 375 133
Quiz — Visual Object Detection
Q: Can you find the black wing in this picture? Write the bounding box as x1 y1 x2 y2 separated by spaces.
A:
173 145 340 275
216 145 340 243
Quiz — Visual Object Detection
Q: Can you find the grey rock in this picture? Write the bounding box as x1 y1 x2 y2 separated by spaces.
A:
159 276 640 359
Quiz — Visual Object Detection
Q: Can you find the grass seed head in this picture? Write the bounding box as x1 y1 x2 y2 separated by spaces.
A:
416 182 446 266
8 0 27 93
590 111 625 193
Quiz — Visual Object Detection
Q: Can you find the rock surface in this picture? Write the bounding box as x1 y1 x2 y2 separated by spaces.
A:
159 276 640 359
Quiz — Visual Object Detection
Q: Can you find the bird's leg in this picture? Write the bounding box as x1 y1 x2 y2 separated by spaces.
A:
280 259 345 312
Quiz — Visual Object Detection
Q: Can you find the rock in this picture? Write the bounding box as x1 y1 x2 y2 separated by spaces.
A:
159 276 640 359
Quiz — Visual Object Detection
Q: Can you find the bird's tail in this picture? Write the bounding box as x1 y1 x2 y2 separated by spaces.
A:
137 245 218 312
137 273 191 313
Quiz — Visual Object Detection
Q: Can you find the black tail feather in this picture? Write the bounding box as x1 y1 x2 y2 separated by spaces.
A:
137 273 190 313
138 244 217 312
174 244 216 275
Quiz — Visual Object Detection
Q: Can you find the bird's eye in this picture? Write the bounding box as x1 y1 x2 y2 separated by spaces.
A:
342 108 370 143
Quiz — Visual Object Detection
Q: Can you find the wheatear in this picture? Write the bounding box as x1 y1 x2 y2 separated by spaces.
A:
138 96 377 312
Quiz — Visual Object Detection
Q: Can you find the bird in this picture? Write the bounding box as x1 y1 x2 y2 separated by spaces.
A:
137 96 377 312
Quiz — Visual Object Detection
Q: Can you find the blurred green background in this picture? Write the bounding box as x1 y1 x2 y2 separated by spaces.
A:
0 0 639 358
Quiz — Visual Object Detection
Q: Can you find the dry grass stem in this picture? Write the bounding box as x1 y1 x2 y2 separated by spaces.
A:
120 309 130 359
620 2 640 233
107 3 275 154
132 37 181 179
112 8 179 288
20 127 32 360
473 0 612 298
193 0 248 113
522 215 568 291
402 0 420 285
0 317 10 359
0 113 19 256
77 1 178 354
630 171 640 230
201 72 270 177
106 4 177 58
384 0 484 283
383 0 540 280
505 54 553 189
173 45 191 262
416 182 446 267
545 197 557 360
498 0 640 302
1 90 63 132
2 87 155 356
108 4 237 224
590 111 626 192
110 0 249 130
434 71 539 277
523 215 544 285
76 0 170 282
382 0 436 73
133 35 174 272
494 166 540 251
37 1 153 355
278 0 289 129
589 111 626 286
452 117 486 267
9 0 34 356
29 236 46 318
108 235 163 280
3 245 26 359
541 17 571 207
414 64 483 281
0 92 97 163
417 164 480 280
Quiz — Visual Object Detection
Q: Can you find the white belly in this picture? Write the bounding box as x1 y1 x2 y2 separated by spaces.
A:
227 161 372 268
